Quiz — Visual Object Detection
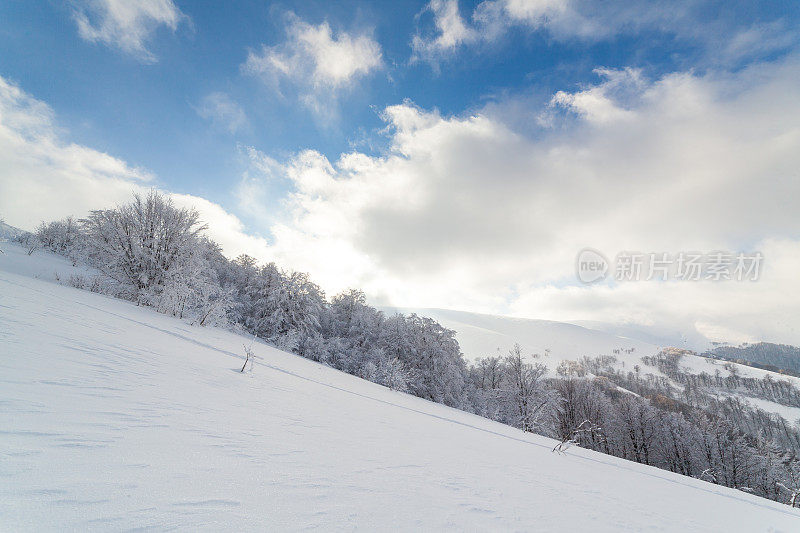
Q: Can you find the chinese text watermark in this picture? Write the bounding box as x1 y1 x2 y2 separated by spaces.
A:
576 249 763 284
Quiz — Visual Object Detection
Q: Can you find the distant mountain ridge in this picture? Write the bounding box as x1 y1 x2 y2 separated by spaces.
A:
708 342 800 374
380 306 659 363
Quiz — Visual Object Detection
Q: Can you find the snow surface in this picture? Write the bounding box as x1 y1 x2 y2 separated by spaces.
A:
573 319 713 353
381 307 660 364
389 307 800 420
0 239 94 282
679 351 800 388
3 246 800 531
0 221 25 241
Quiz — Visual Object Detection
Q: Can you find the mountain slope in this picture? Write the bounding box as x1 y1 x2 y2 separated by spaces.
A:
0 220 25 240
2 251 800 530
381 307 660 363
710 342 800 374
386 307 800 423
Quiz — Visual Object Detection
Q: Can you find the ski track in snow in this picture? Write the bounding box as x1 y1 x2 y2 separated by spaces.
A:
2 245 800 531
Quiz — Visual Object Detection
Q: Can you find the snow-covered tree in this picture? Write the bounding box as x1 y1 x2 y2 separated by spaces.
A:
81 191 207 300
238 263 325 347
145 238 233 326
379 314 467 408
36 217 85 263
778 454 800 507
502 344 558 433
16 231 41 255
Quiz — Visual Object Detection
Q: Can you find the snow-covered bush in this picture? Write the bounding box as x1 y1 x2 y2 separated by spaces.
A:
76 191 234 326
143 238 233 326
81 191 207 299
15 231 40 255
36 217 85 263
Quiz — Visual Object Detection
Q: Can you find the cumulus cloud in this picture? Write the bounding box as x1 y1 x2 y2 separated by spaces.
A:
71 0 186 62
0 76 153 228
169 193 271 260
412 0 798 66
0 75 270 262
474 0 634 40
243 13 382 117
239 56 800 344
510 238 800 347
412 0 645 63
4 44 800 347
233 145 289 229
196 92 247 134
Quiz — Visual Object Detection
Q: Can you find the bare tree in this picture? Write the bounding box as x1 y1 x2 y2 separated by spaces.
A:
503 344 557 433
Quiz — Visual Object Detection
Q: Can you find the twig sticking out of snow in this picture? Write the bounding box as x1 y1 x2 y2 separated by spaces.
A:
241 344 255 373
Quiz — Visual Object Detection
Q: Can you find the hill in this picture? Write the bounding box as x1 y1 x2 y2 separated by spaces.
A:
2 244 800 530
0 220 25 241
381 306 659 364
709 342 800 375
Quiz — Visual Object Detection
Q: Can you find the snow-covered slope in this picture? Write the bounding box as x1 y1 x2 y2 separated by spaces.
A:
573 319 712 353
0 237 94 281
388 306 800 383
383 307 661 364
3 249 800 531
387 307 800 421
0 220 25 241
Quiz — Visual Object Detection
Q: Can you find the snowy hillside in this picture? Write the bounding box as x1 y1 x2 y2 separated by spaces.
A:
2 244 800 530
0 220 25 241
0 236 95 281
573 319 712 353
384 307 800 423
382 307 660 363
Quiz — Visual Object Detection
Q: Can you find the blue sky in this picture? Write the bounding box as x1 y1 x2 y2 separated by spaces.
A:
1 0 800 345
2 0 794 220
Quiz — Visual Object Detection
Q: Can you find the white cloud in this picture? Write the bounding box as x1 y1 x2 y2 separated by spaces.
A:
491 0 569 22
169 193 271 260
234 145 288 228
411 0 607 62
509 239 800 348
411 0 658 64
4 47 800 347
196 92 247 134
239 56 800 345
0 76 271 263
243 14 382 116
411 0 479 64
0 76 153 229
722 21 800 64
545 68 644 125
475 0 611 40
413 0 798 66
71 0 185 63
